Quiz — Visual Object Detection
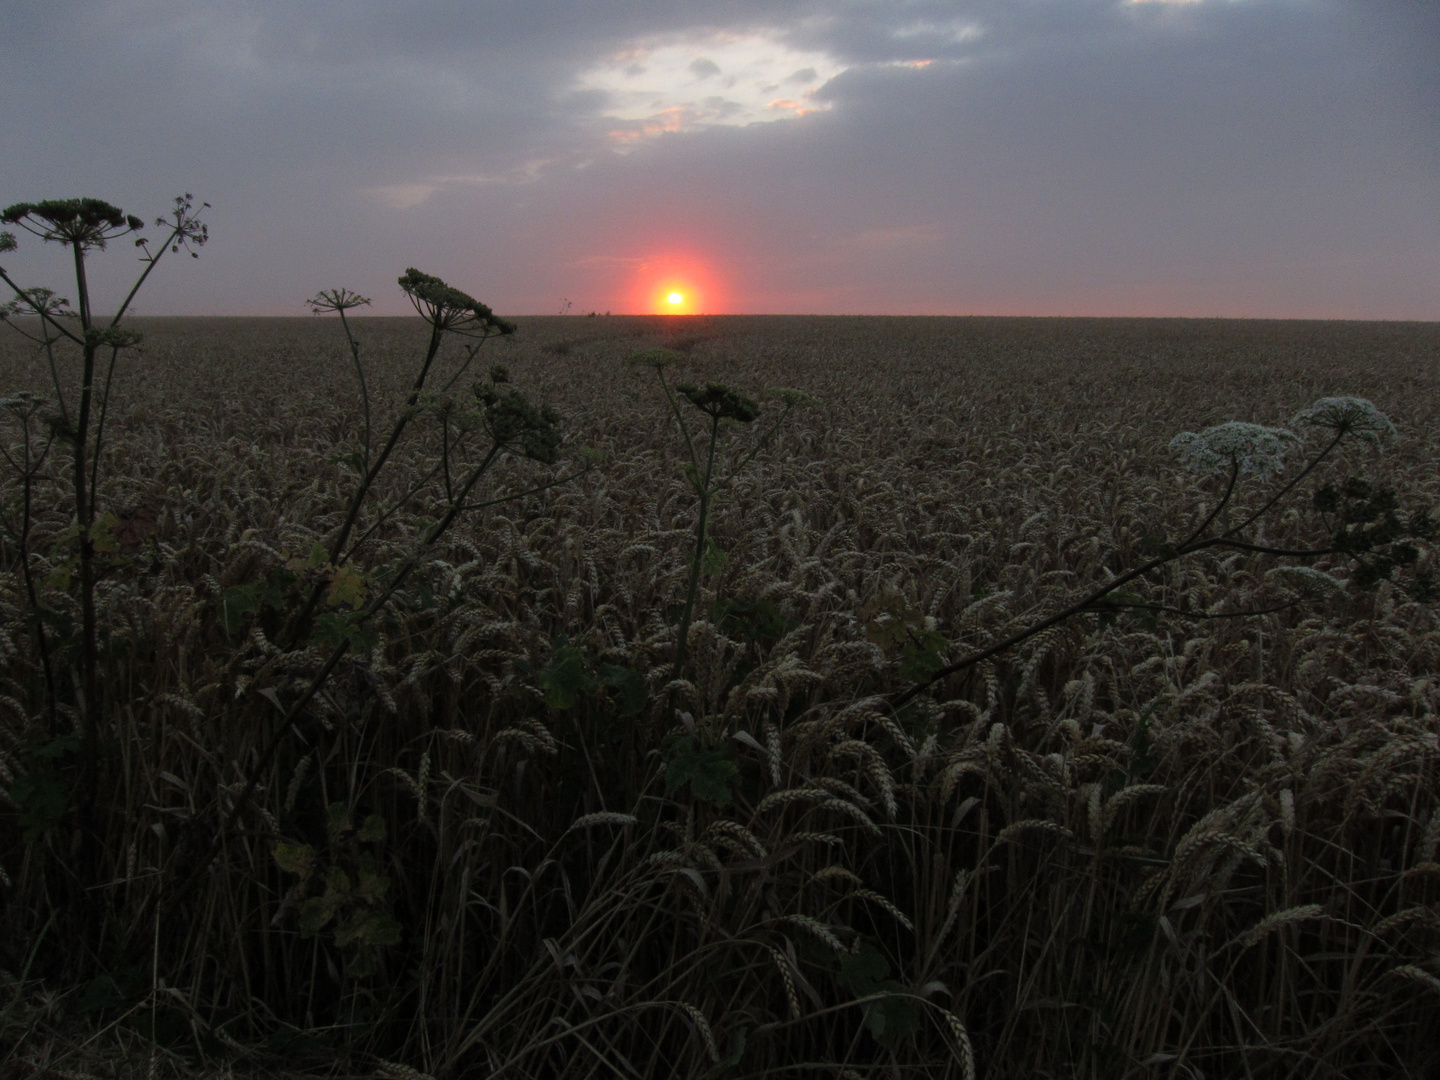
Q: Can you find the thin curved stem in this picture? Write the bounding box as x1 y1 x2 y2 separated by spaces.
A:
889 532 1336 711
335 305 371 470
0 267 83 346
1226 429 1346 538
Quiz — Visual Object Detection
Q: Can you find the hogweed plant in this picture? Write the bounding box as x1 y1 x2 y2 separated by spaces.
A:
892 394 1434 709
628 347 810 681
180 270 587 922
0 195 207 869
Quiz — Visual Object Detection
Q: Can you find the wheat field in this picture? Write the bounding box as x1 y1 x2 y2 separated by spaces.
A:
1 314 1438 1079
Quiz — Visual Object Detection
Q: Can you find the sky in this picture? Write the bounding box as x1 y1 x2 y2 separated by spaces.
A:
1 0 1437 318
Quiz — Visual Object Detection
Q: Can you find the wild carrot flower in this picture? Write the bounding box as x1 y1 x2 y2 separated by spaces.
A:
1170 421 1299 480
1291 396 1397 448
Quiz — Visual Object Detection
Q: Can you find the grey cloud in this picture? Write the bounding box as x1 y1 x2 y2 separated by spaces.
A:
689 57 722 79
1 0 1434 318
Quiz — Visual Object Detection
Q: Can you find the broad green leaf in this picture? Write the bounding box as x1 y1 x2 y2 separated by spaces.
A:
311 611 380 651
839 942 919 1047
898 629 949 682
220 583 263 635
357 813 387 842
329 450 365 471
839 942 891 996
88 512 121 555
700 536 728 577
712 597 793 646
326 564 368 609
724 1027 748 1066
326 801 352 844
335 907 402 949
10 773 70 841
324 863 352 896
355 853 390 903
663 734 739 808
861 986 920 1046
273 841 316 881
598 664 648 716
539 643 591 711
347 948 380 979
299 891 343 937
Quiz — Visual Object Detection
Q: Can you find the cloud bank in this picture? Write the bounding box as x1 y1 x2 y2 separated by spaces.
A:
1 0 1436 317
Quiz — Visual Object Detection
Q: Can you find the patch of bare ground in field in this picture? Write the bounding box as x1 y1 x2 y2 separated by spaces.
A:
2 316 1438 1079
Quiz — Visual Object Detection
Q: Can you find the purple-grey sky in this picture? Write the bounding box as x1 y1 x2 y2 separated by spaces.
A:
2 0 1437 317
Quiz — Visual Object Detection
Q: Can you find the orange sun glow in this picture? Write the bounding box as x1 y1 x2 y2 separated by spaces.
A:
633 258 719 314
649 279 702 314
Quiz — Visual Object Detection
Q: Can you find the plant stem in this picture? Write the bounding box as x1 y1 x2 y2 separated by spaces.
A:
335 305 372 470
890 435 1353 711
673 412 720 678
286 320 449 647
68 242 101 828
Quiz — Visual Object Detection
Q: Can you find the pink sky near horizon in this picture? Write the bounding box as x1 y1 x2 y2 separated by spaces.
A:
1 1 1436 321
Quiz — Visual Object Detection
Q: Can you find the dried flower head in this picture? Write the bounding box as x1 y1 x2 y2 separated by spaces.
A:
1291 396 1397 448
769 386 814 408
1 198 144 251
626 347 683 370
307 288 372 315
676 381 760 423
0 286 72 322
398 268 515 336
1170 421 1299 480
0 390 46 419
149 193 209 257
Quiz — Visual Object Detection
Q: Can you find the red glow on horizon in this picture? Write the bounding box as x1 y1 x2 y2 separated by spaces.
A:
628 255 723 314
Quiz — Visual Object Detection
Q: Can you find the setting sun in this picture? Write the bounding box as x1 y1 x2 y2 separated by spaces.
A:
627 254 724 314
647 276 705 314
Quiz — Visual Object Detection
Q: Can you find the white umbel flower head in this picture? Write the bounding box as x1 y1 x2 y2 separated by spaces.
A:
1291 396 1397 448
1170 421 1299 480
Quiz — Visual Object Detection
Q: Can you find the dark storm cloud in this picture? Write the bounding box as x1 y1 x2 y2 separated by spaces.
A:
0 0 1436 317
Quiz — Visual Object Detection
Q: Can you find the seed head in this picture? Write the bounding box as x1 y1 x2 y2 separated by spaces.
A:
769 386 814 408
676 381 760 423
1 198 142 251
398 268 515 335
0 287 72 321
307 288 372 315
626 347 683 370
